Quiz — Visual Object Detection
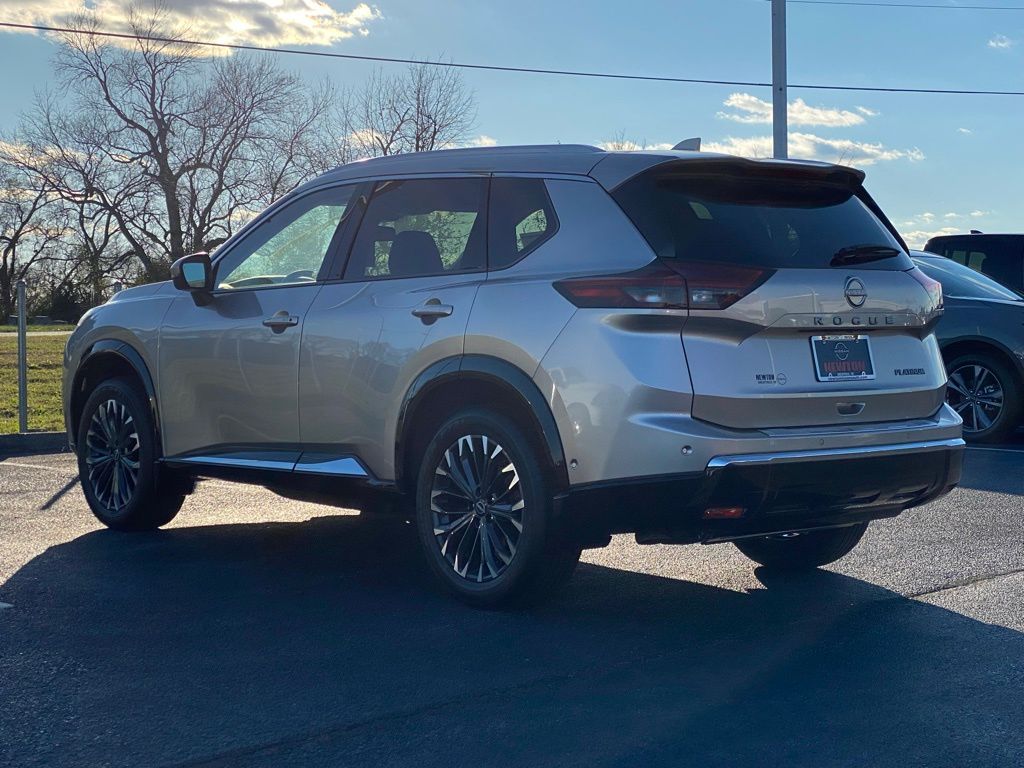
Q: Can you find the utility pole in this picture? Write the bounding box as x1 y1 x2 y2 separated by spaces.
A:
771 0 788 159
17 280 28 433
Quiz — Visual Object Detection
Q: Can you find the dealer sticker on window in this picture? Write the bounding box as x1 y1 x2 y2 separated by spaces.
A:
810 334 875 382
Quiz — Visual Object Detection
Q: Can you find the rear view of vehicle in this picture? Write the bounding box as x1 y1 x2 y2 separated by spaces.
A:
534 155 963 581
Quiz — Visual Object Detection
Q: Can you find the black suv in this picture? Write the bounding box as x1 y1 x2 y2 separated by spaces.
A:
924 233 1024 294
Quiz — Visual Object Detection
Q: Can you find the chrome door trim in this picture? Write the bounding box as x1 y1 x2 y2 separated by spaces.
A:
166 452 370 477
171 455 297 472
294 454 369 477
706 438 965 471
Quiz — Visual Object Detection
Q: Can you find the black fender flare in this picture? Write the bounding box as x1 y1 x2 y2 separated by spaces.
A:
395 354 568 491
71 340 160 451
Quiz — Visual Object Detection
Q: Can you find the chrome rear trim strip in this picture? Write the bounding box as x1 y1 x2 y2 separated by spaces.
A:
707 438 964 470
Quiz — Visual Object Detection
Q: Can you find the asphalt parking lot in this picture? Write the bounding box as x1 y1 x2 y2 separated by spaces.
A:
2 442 1023 768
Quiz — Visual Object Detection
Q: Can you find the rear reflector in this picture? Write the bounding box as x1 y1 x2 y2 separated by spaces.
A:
703 506 746 519
554 260 772 311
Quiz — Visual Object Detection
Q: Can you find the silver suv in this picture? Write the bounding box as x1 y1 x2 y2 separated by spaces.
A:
63 144 964 605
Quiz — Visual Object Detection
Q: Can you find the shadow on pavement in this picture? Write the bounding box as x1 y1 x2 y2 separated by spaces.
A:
2 513 1022 768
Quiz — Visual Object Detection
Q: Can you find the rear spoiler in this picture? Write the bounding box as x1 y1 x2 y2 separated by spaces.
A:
592 155 908 253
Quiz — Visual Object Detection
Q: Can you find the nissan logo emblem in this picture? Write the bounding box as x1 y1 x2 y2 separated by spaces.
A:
844 277 867 308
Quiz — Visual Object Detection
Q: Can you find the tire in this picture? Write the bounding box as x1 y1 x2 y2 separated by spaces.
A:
945 352 1023 443
77 377 187 531
413 408 580 607
734 522 869 571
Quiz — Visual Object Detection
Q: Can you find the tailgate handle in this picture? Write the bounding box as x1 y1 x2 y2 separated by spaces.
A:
836 402 865 416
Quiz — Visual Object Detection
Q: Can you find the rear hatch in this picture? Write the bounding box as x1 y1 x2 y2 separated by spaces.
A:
612 160 946 429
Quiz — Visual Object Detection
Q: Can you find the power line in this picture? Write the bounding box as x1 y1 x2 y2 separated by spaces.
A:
3 20 1024 97
781 1 1024 9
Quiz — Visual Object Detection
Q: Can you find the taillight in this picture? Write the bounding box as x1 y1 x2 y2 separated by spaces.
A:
908 267 944 311
554 261 772 310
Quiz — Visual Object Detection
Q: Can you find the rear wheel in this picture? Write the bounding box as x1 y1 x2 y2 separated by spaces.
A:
414 408 580 607
77 378 188 531
734 522 869 570
945 352 1022 443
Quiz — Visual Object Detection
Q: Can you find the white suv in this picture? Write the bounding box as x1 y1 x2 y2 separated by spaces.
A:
64 145 963 605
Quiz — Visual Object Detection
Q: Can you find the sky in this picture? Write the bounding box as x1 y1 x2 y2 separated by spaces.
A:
0 0 1022 247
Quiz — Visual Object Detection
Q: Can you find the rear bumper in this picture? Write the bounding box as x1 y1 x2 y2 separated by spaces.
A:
554 438 964 547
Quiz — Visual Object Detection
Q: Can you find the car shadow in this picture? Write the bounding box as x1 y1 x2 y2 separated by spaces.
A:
957 442 1024 495
2 514 1022 768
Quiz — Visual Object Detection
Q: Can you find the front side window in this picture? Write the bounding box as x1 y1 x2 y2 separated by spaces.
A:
488 178 558 270
216 185 355 289
345 178 487 280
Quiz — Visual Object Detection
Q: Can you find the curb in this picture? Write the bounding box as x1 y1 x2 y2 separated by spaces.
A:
0 431 69 457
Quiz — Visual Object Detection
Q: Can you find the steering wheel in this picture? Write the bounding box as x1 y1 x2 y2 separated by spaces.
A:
283 269 315 283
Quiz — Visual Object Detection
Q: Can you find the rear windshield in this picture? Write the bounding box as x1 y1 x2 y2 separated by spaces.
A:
612 172 911 270
914 256 1023 301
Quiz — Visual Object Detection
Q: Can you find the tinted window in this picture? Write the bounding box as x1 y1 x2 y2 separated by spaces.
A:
915 256 1023 301
488 178 558 269
927 238 1022 290
345 178 487 280
612 172 911 270
217 185 354 289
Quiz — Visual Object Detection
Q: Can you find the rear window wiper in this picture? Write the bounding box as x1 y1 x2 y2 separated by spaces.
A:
831 244 902 266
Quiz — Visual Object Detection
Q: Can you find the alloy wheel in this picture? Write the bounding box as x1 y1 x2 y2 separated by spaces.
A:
430 434 524 583
947 364 1004 434
85 398 141 512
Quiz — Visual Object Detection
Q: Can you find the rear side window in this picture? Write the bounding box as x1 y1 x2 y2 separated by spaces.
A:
345 178 487 280
915 257 1023 301
612 172 911 270
488 178 558 270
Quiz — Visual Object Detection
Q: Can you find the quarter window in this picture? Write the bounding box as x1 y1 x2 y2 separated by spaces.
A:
345 178 487 280
488 178 558 270
216 185 355 289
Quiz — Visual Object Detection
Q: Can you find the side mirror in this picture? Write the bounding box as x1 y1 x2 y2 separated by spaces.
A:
170 252 213 304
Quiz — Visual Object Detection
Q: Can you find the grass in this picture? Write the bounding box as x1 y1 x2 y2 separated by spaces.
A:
0 324 74 333
0 334 67 434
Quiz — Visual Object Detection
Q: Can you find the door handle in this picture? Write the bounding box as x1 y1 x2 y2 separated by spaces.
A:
262 311 300 331
411 299 453 323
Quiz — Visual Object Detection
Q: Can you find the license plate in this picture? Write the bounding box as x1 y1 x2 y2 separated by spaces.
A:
810 335 875 382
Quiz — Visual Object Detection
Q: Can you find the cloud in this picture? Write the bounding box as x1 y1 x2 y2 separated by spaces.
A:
702 132 924 167
957 127 972 135
902 226 960 250
597 139 674 151
971 210 990 218
717 92 874 128
988 34 1014 50
0 1 382 49
943 212 960 219
468 135 497 147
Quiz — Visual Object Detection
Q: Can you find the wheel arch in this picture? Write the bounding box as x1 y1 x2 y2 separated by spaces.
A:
395 355 568 494
69 340 160 453
940 336 1024 385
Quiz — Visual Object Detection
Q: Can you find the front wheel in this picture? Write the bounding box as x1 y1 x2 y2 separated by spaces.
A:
734 522 869 571
77 378 188 531
414 408 580 607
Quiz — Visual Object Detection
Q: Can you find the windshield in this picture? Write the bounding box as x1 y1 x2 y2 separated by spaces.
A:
612 172 910 270
914 254 1024 302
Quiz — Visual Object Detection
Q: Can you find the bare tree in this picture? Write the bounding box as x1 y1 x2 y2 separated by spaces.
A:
346 63 476 157
0 158 64 319
15 11 338 281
